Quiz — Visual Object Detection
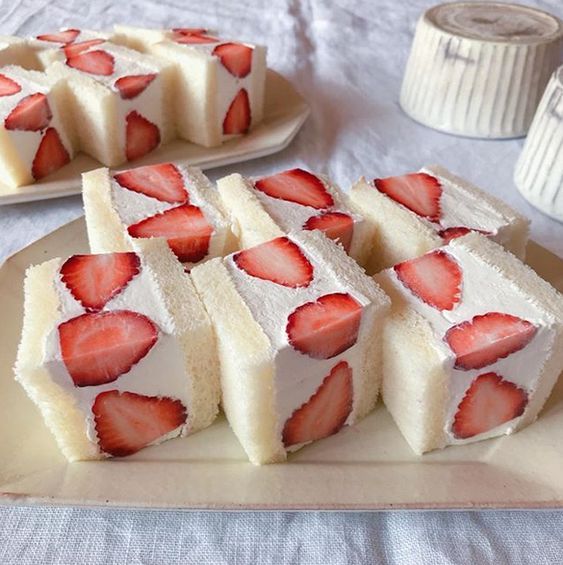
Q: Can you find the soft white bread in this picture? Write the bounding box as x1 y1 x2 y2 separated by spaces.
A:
0 35 38 68
350 176 441 274
376 233 563 454
0 66 74 191
112 25 172 52
217 172 376 269
47 44 174 166
82 165 234 266
191 229 390 464
14 239 221 461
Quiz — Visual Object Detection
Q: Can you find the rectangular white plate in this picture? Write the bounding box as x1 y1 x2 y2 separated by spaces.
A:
0 70 309 206
1 218 562 510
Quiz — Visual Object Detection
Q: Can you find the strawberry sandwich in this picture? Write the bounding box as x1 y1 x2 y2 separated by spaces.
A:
191 230 390 464
375 232 563 454
350 164 530 273
114 26 267 147
0 65 74 189
15 239 221 460
217 168 375 268
47 40 174 166
82 163 233 269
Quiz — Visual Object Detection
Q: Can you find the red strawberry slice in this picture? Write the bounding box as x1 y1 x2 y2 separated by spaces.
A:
31 127 70 180
286 293 362 359
63 38 106 58
303 212 354 253
114 163 187 203
374 172 442 222
445 312 537 371
37 28 80 44
66 49 115 75
255 169 334 210
213 43 253 78
114 74 157 100
0 74 21 97
93 390 187 457
223 88 250 135
438 226 492 244
283 361 353 447
452 372 528 439
59 310 158 387
233 237 314 288
4 93 52 131
125 111 161 161
172 28 208 36
60 252 141 311
394 250 462 311
173 32 219 44
128 204 213 263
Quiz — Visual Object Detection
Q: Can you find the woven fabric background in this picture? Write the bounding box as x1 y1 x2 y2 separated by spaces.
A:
0 1 562 563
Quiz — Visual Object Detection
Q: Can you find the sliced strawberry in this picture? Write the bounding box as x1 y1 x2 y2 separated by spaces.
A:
4 93 52 131
173 32 219 44
31 127 70 180
0 74 21 97
93 390 187 457
114 163 187 203
223 88 250 135
66 49 115 75
303 212 354 253
394 250 462 311
374 172 442 222
172 28 208 36
63 38 106 58
37 28 80 44
213 43 253 78
60 252 141 311
452 372 528 439
283 361 353 447
59 310 158 387
233 237 314 288
255 169 334 210
286 293 362 359
438 226 492 244
125 111 161 161
445 312 537 371
114 74 156 100
128 204 213 263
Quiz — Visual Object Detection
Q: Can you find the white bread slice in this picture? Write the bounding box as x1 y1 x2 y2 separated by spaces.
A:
148 39 266 147
82 164 234 269
376 233 563 454
0 35 38 69
217 171 376 269
350 165 530 273
191 230 390 464
14 239 221 461
112 25 185 52
0 65 75 191
47 42 174 166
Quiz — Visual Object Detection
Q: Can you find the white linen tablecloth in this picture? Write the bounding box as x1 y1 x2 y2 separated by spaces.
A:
0 0 562 563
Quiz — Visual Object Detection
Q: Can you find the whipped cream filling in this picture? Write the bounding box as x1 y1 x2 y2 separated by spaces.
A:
42 255 192 457
252 174 364 235
225 236 374 450
0 69 72 173
382 244 556 445
110 164 227 268
31 30 110 66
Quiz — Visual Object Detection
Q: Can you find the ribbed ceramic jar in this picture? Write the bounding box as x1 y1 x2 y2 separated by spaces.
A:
515 66 563 223
400 2 563 138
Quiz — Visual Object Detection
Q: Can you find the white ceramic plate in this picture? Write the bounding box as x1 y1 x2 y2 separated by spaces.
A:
0 70 309 206
1 218 562 510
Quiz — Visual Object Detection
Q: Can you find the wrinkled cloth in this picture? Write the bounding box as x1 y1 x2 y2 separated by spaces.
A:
0 0 562 563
